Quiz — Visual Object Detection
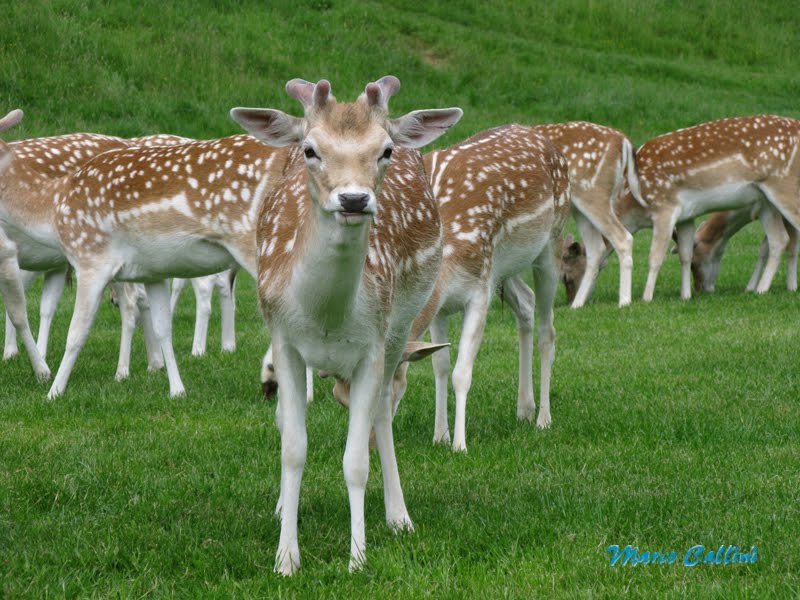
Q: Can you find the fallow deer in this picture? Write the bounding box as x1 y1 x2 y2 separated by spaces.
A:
623 114 800 301
230 76 462 574
691 203 798 293
532 122 644 307
170 269 238 355
47 130 292 398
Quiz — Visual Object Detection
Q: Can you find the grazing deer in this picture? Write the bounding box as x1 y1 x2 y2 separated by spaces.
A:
621 114 800 301
230 76 462 574
532 122 644 307
330 124 570 453
47 129 294 399
691 203 798 293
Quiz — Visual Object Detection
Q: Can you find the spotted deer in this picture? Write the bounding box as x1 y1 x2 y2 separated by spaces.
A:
691 203 798 293
1 128 192 381
0 110 139 380
532 122 644 307
230 76 462 574
47 130 295 399
329 124 570 453
621 114 800 301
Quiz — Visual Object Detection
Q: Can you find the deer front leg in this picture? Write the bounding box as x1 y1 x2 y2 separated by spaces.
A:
755 205 790 293
48 267 111 397
216 271 237 352
3 269 37 360
746 238 769 292
189 276 213 356
144 280 185 397
344 347 384 571
451 289 490 453
429 312 451 444
135 288 165 371
675 221 696 300
533 244 558 429
272 335 308 576
113 283 137 381
502 276 536 422
786 225 798 292
643 210 679 302
571 213 607 308
169 277 187 315
35 268 68 360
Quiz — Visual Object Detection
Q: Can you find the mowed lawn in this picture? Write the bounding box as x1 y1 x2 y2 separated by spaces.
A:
2 1 800 597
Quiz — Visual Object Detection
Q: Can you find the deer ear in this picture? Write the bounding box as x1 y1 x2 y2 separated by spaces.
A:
401 341 449 362
389 108 463 148
230 107 304 147
0 109 23 133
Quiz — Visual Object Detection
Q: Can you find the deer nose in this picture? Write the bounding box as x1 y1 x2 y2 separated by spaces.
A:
339 193 369 213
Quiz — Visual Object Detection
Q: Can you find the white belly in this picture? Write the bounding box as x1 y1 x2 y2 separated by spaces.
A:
1 222 66 271
678 182 765 220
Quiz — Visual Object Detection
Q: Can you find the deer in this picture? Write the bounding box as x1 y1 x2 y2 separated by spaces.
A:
170 269 238 355
229 76 462 574
46 125 304 399
326 124 570 454
1 127 194 381
531 122 644 307
690 203 798 293
621 114 800 301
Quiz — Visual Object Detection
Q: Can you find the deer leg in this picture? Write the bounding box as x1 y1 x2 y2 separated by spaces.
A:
675 221 696 300
746 238 769 292
343 345 384 571
501 276 536 422
272 334 307 576
3 269 37 360
217 270 237 352
754 205 789 293
189 276 212 356
451 288 490 453
429 312 450 444
643 210 679 302
571 213 606 308
35 268 68 360
144 280 185 397
169 277 187 315
786 224 798 291
134 287 164 371
48 267 111 397
533 242 558 429
113 283 136 381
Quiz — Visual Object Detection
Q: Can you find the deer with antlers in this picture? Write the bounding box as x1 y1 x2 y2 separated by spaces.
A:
690 203 798 294
532 122 644 308
230 76 462 574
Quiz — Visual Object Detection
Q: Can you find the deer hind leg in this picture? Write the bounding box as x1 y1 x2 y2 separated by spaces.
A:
430 312 451 444
217 270 237 352
675 221 696 300
271 334 308 576
451 288 491 453
753 204 790 293
144 280 185 397
786 222 798 291
134 286 165 371
188 276 213 356
532 242 558 429
4 269 37 360
571 212 607 308
36 268 68 360
501 276 536 422
643 208 680 302
48 265 113 397
112 283 137 381
0 242 49 380
169 277 187 315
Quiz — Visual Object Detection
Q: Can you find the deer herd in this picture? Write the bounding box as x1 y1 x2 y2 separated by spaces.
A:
2 77 798 574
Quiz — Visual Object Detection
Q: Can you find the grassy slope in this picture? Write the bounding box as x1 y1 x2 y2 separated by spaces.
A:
2 1 800 597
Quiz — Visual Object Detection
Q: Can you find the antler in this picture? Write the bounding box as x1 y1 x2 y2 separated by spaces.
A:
285 79 332 112
365 76 401 110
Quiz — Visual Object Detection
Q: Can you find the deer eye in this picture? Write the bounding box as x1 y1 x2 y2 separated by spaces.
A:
379 147 393 162
304 146 319 160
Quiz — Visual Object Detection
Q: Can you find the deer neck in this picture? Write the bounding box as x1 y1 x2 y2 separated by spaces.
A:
292 202 372 330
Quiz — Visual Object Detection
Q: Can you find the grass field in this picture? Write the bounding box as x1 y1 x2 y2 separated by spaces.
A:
2 1 800 597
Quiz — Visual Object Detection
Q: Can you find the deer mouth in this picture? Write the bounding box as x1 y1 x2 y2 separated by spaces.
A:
334 209 373 226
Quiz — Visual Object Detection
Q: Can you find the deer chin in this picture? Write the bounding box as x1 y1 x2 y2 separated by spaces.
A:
334 210 372 226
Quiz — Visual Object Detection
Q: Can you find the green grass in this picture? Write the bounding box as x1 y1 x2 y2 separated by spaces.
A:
2 1 800 597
